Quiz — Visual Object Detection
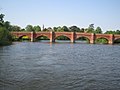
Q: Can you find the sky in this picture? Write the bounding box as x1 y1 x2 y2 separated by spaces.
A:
0 0 120 32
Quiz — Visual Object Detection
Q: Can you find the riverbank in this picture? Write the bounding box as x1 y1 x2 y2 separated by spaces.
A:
0 40 12 46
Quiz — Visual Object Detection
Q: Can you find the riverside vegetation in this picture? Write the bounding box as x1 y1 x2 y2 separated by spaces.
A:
0 14 120 45
0 14 12 46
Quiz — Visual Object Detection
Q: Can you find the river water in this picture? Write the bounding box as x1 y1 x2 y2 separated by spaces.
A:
0 42 120 90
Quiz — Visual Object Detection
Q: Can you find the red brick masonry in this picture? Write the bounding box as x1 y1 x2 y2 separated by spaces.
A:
11 32 120 44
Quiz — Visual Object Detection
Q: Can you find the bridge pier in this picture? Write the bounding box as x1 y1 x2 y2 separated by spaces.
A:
31 31 35 42
50 31 55 43
108 34 114 44
90 33 95 44
71 32 75 43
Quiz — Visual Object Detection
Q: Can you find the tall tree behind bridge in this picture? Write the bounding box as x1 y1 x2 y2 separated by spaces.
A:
69 26 81 32
34 25 41 32
95 27 102 34
25 25 34 32
86 24 95 33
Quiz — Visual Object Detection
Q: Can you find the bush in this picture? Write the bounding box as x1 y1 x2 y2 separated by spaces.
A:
0 27 12 46
95 38 108 44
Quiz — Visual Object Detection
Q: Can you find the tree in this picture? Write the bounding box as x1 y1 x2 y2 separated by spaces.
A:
95 38 108 44
0 14 12 45
0 14 4 26
57 26 64 32
47 27 52 31
21 28 25 31
86 24 95 33
0 27 11 41
53 27 57 32
43 28 49 32
89 24 94 29
95 27 102 34
86 28 94 33
80 28 85 33
69 26 80 32
62 26 69 32
25 25 34 32
34 25 41 32
105 30 120 34
4 21 10 30
104 30 116 34
116 30 120 34
1 16 21 32
10 25 21 31
53 26 64 32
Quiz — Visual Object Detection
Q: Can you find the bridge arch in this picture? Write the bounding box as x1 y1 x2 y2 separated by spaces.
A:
17 35 31 41
76 36 90 43
35 35 50 40
35 35 50 41
96 36 109 40
54 35 71 42
19 35 31 38
95 37 109 44
55 35 71 40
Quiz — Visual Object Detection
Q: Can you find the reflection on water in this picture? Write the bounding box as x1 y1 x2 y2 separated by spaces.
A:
0 42 120 90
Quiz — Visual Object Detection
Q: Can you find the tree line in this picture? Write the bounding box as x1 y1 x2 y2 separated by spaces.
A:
10 23 120 35
0 14 119 34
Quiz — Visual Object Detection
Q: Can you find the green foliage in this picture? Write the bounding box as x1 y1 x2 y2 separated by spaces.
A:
85 24 103 34
25 25 34 31
114 39 120 43
89 24 94 29
116 30 120 34
95 38 108 44
86 24 95 33
69 26 80 32
104 30 120 34
4 21 10 30
62 26 69 32
36 36 49 41
0 27 12 45
76 37 90 43
56 36 70 40
0 14 12 46
47 27 52 31
86 28 94 33
95 27 102 34
10 25 21 31
12 35 30 41
57 26 63 32
21 28 25 31
34 25 41 32
43 28 49 32
53 27 58 32
104 30 116 34
0 14 4 26
53 26 64 32
53 26 83 32
80 28 85 32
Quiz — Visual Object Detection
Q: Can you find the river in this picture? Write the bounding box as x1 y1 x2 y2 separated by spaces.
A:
0 42 120 90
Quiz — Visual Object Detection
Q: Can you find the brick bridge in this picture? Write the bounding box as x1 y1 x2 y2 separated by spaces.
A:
11 32 120 44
